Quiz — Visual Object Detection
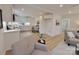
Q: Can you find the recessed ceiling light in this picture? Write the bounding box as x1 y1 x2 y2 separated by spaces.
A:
21 8 24 11
59 4 63 7
68 11 72 14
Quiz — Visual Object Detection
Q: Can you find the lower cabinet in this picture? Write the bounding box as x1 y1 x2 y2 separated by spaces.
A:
3 30 20 52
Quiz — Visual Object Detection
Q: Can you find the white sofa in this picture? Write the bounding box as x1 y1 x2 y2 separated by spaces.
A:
65 32 79 46
11 34 51 55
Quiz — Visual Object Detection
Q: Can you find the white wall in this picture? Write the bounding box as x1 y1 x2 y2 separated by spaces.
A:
70 14 79 28
0 4 12 22
39 14 62 36
52 14 62 36
63 14 79 30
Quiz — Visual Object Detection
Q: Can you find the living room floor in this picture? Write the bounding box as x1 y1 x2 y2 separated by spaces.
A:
33 32 76 55
51 42 76 55
31 32 64 51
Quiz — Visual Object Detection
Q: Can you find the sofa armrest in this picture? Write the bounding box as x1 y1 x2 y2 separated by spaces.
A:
35 43 48 51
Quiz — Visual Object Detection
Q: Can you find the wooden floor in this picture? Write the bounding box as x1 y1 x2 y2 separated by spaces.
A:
5 32 65 54
34 33 64 51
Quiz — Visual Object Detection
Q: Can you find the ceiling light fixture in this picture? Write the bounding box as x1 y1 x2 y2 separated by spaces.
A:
68 11 72 14
59 4 63 7
21 8 24 11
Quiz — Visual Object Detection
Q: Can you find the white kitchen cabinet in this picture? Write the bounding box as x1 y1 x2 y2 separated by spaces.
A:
3 30 20 52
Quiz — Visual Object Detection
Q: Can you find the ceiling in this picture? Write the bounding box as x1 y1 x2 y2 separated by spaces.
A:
13 4 79 16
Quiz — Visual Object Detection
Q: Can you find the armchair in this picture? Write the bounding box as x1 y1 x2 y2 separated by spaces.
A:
65 32 79 46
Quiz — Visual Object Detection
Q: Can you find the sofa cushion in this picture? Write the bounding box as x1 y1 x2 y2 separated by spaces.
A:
12 38 29 55
12 33 35 55
32 49 50 55
67 32 75 38
26 35 35 54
